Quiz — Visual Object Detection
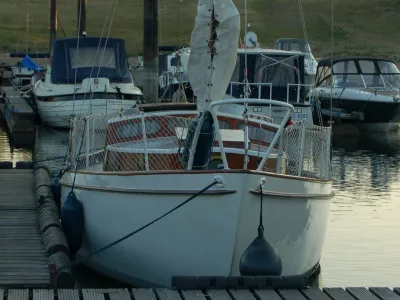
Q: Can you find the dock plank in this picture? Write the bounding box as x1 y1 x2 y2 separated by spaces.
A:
229 289 256 300
82 289 106 300
277 289 307 300
32 289 54 300
181 290 206 300
58 289 80 300
108 289 131 300
301 287 332 300
132 289 157 300
8 289 29 300
369 287 400 300
323 288 357 300
157 288 182 300
255 289 282 300
346 287 381 300
207 290 233 300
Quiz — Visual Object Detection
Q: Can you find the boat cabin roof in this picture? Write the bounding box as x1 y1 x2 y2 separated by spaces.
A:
237 48 304 56
314 56 400 88
50 36 132 85
273 38 312 53
317 56 396 68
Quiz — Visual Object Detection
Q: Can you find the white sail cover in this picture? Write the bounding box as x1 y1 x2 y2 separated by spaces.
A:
187 0 240 112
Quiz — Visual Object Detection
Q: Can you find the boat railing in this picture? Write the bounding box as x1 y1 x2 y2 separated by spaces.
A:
159 69 186 89
286 83 313 103
228 81 313 103
68 101 332 180
229 81 273 100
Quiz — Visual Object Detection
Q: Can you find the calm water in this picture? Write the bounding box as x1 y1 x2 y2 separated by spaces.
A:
1 125 400 287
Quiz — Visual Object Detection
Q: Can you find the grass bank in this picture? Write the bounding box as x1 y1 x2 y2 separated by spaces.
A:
1 0 399 61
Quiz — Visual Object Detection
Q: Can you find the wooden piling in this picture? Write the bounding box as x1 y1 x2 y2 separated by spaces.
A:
33 165 75 288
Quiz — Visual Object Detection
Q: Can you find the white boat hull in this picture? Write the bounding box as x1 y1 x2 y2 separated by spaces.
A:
60 170 332 287
36 98 137 129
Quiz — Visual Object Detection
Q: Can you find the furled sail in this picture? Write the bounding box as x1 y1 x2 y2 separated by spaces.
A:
187 0 240 112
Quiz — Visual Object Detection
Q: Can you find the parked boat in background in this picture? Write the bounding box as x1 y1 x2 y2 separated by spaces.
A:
32 37 143 129
163 32 315 125
307 56 400 132
11 54 41 88
273 38 318 86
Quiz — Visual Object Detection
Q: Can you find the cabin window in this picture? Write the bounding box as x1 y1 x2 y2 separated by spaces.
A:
359 60 378 74
377 61 400 74
316 66 332 87
218 120 231 129
333 74 364 88
255 56 296 87
70 47 116 69
284 42 301 51
377 61 400 87
332 61 358 74
236 123 274 143
362 75 385 88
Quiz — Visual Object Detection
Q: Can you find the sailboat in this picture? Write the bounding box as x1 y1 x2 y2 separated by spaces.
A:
59 0 333 288
32 37 143 129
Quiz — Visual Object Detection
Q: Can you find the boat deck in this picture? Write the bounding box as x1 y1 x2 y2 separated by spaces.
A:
0 169 50 287
0 287 398 300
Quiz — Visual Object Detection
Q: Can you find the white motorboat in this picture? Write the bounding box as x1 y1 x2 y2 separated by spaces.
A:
32 37 143 129
307 56 400 131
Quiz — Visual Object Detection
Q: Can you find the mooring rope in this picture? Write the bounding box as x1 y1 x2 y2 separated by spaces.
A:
54 179 219 273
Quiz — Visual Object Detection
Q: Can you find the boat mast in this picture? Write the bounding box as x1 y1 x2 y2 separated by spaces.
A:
49 0 57 49
77 0 87 37
25 0 30 53
143 0 159 103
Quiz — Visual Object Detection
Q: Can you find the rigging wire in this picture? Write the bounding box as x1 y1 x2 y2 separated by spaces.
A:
76 0 115 117
72 0 83 115
91 0 120 96
330 0 334 127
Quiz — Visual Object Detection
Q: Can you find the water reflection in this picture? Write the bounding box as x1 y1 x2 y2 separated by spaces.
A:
0 128 32 164
34 126 69 174
321 132 400 287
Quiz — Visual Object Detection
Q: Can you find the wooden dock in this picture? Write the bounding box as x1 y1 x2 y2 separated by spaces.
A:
0 287 397 300
0 86 35 130
0 168 50 287
0 164 74 288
